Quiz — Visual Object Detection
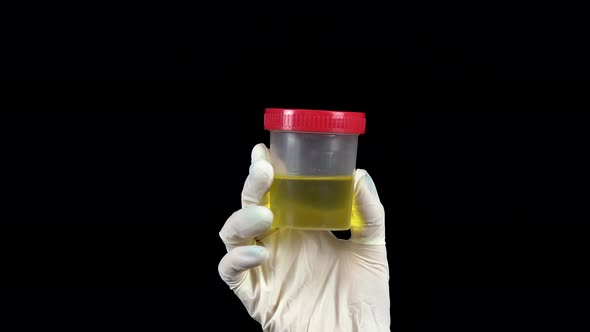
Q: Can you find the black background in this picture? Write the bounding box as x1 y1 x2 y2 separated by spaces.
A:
2 3 590 332
2 3 589 79
2 87 589 331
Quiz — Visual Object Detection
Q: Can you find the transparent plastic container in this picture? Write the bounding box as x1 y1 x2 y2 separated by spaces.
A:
264 108 366 230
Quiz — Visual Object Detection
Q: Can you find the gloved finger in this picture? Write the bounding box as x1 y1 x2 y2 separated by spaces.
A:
241 145 273 208
219 206 273 252
251 142 271 163
350 169 386 245
218 245 269 288
253 142 289 174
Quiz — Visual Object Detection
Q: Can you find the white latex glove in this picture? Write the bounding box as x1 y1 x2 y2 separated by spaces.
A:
219 143 389 332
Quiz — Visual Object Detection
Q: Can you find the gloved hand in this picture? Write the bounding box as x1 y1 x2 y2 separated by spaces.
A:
218 143 389 332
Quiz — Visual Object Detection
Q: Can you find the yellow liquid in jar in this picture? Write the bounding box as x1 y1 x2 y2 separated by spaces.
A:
269 175 354 230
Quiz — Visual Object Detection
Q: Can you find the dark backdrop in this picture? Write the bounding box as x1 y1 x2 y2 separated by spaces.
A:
3 3 589 80
1 84 589 331
2 3 590 331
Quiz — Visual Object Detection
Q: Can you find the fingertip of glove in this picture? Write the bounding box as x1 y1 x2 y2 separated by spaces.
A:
354 169 370 189
251 143 270 163
354 168 380 201
247 206 273 227
242 245 269 261
255 246 269 260
355 168 368 179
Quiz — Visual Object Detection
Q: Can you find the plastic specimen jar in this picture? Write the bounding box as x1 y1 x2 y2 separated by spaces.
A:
264 108 366 230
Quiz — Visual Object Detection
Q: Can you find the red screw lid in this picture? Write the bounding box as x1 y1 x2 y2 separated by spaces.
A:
264 108 366 134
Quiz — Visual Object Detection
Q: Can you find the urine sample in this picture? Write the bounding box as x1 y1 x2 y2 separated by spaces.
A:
264 108 366 230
